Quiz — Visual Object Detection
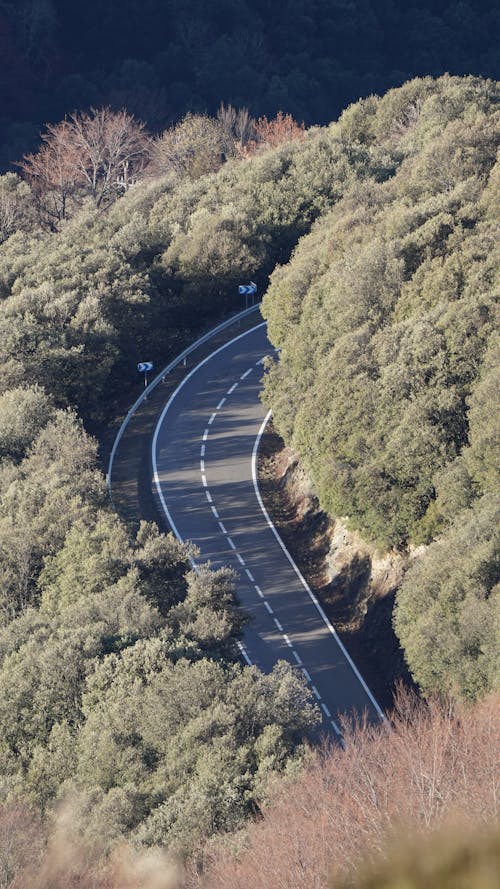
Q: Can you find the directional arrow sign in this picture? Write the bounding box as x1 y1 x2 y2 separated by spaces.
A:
238 282 257 295
137 362 154 372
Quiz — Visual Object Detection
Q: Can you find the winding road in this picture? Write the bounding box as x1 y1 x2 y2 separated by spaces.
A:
152 322 384 735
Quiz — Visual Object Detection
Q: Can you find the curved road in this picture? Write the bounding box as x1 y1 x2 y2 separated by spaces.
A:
152 322 384 735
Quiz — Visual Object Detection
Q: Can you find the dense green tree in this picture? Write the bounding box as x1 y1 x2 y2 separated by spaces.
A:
74 650 318 855
394 495 500 700
0 409 105 621
0 386 54 463
0 173 36 242
167 566 246 659
263 77 499 551
148 113 228 181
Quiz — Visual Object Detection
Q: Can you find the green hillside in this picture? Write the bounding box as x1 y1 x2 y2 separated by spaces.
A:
261 75 499 700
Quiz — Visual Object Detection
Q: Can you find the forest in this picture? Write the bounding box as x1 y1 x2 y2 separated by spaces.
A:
0 73 498 884
1 0 499 168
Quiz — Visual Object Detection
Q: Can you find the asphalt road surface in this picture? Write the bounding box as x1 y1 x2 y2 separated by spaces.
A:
152 322 384 736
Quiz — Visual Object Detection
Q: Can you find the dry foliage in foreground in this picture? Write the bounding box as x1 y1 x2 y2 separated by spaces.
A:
0 802 179 889
190 689 499 889
0 691 497 889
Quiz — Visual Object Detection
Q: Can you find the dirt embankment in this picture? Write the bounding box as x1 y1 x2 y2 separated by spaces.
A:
258 423 418 711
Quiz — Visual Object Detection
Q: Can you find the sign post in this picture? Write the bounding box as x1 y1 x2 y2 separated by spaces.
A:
137 361 154 387
238 281 257 309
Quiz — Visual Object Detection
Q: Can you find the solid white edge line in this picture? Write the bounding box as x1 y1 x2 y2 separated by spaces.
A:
251 409 386 723
237 641 253 666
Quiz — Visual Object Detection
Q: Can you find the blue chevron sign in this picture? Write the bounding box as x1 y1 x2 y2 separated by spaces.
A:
137 362 154 372
238 281 257 295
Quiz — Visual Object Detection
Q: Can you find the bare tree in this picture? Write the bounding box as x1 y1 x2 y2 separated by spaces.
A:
67 107 150 207
19 108 151 225
217 103 256 155
19 120 81 228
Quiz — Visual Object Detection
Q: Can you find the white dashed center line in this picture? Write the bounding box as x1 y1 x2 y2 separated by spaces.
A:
196 360 341 735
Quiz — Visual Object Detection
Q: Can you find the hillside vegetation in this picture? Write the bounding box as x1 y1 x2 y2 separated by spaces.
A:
261 75 500 701
0 74 498 878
